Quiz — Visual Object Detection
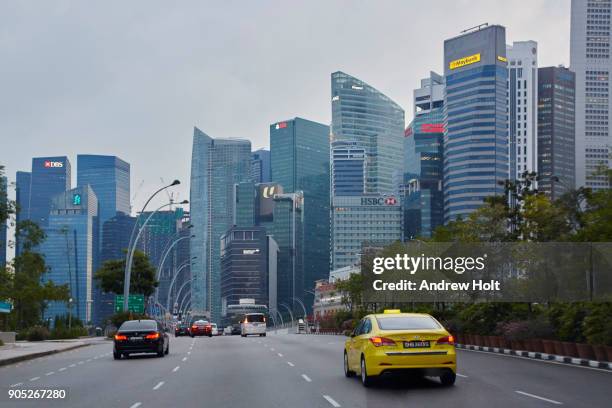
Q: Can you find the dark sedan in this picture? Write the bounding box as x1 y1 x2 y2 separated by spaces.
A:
175 323 189 337
114 319 169 359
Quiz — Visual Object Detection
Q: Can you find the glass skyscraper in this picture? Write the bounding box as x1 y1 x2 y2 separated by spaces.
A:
270 117 329 304
0 176 7 267
251 149 271 183
29 156 71 228
331 141 366 196
331 71 405 195
443 25 509 221
189 127 251 321
41 185 98 323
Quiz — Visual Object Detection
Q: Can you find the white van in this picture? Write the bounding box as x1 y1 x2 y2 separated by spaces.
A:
241 313 267 337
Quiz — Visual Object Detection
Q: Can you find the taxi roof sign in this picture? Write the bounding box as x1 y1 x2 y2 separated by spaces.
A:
383 309 401 314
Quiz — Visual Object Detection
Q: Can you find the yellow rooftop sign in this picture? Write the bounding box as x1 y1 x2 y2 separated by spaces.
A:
450 53 481 70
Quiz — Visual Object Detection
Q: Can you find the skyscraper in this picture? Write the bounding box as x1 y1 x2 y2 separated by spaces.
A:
443 25 509 221
570 0 611 190
0 176 7 267
15 171 31 257
41 185 98 323
251 149 271 184
507 41 539 182
270 117 329 302
189 128 251 321
331 71 405 195
29 156 71 228
331 141 366 196
538 66 577 199
402 71 445 239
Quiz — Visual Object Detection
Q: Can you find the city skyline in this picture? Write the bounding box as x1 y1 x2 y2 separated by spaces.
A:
1 1 570 230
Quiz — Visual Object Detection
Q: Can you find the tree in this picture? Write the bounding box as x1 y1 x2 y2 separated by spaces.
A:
335 272 363 314
94 250 158 297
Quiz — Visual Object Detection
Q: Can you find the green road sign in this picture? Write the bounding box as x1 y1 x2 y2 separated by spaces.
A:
114 294 145 314
0 301 12 314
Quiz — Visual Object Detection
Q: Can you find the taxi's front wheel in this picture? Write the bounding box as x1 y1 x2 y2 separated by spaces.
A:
360 355 374 387
344 351 355 377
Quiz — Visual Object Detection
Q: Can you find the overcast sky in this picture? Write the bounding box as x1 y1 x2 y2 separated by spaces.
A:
1 0 570 239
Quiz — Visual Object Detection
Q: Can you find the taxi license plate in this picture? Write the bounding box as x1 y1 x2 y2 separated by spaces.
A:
403 341 430 348
130 336 143 341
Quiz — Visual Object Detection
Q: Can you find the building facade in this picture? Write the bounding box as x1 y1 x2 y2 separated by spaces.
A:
15 171 32 257
270 118 330 304
570 0 612 190
443 25 509 221
189 128 251 321
538 66 577 199
0 176 6 267
42 186 98 323
29 156 71 228
507 41 539 182
331 141 366 196
251 149 271 184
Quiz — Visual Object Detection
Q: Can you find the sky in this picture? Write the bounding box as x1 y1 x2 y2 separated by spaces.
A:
1 0 570 256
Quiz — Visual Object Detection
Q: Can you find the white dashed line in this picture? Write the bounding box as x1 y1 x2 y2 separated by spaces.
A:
153 381 165 390
182 357 187 362
10 383 23 387
69 364 76 368
86 359 92 362
172 366 180 373
45 372 54 376
129 403 142 408
271 348 275 351
301 374 312 382
323 395 341 407
287 362 295 367
187 351 191 355
29 377 40 381
515 391 562 405
78 361 84 365
58 367 67 372
277 353 283 357
456 373 468 378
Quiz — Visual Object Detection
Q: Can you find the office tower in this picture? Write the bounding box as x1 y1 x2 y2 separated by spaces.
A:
331 195 402 269
251 149 271 183
41 186 97 323
331 141 366 196
538 66 577 199
15 171 31 257
220 226 278 313
570 0 612 190
234 181 257 228
29 157 71 228
94 213 135 326
402 72 445 239
0 176 6 267
331 71 405 195
190 128 251 321
270 118 329 301
443 25 509 221
507 41 539 182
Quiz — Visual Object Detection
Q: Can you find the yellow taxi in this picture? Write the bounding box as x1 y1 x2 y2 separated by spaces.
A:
343 310 456 387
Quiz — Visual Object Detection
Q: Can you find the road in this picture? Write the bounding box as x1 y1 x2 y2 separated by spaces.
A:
0 333 610 408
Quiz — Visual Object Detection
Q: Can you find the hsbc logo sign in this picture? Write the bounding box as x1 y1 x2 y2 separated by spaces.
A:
360 196 398 206
44 161 64 168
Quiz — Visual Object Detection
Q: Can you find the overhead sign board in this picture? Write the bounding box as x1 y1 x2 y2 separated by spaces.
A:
114 294 145 314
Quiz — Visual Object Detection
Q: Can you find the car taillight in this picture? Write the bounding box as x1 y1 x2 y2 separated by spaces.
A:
437 335 455 345
369 337 396 347
192 325 197 329
114 334 127 341
206 325 211 329
145 333 160 340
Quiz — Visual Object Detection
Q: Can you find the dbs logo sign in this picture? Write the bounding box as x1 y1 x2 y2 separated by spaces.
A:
44 161 64 168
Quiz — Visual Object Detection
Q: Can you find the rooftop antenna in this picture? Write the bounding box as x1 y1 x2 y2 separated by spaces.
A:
461 22 489 34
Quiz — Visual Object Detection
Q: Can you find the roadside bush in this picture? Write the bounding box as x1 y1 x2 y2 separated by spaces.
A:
49 326 88 340
0 339 4 346
26 326 50 341
548 303 588 342
582 303 612 346
498 316 553 341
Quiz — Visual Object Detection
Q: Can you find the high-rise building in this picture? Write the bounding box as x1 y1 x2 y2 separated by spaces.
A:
15 171 31 257
331 71 405 195
251 149 271 184
189 128 251 321
29 156 71 228
0 176 7 267
220 226 277 313
443 25 509 221
402 72 445 239
570 0 612 190
94 213 135 326
507 41 539 182
331 195 402 269
331 141 366 196
270 118 329 302
538 66 577 199
41 185 98 323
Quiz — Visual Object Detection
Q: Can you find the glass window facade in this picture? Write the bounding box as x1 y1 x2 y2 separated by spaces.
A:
331 141 366 196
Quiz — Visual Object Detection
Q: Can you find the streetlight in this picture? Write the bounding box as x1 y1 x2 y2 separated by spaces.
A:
123 195 187 312
154 235 195 303
175 278 193 313
165 258 196 313
291 297 307 319
278 302 294 327
68 298 73 329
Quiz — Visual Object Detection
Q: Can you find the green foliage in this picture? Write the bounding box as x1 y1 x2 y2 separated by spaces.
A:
334 273 363 313
497 316 553 341
582 303 612 346
26 326 50 341
94 250 158 297
49 326 87 340
109 311 149 329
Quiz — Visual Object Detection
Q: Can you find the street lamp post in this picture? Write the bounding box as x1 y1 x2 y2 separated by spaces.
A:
278 302 294 327
154 234 194 304
165 258 195 313
291 297 307 319
123 196 187 312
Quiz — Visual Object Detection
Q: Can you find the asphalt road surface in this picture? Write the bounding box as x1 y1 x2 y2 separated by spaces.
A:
0 333 610 408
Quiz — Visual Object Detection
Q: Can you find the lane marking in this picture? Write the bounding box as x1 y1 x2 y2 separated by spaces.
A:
278 353 283 357
323 395 341 407
45 372 54 376
69 364 76 368
78 361 84 365
515 391 562 405
187 351 191 355
153 381 165 390
86 359 92 362
172 366 180 373
287 361 295 367
301 374 312 382
271 348 275 351
58 367 66 372
10 383 23 387
182 357 188 362
456 373 468 378
29 377 40 381
129 403 142 408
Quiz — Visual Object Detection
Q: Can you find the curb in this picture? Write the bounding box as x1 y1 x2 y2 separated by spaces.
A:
457 343 612 371
0 343 91 367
